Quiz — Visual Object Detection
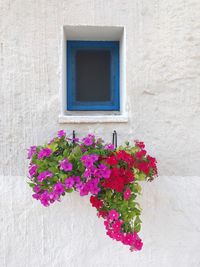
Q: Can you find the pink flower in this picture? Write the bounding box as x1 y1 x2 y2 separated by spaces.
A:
108 209 119 221
33 185 40 193
38 148 52 160
65 177 75 189
53 182 65 195
104 220 110 230
133 239 143 251
58 130 66 138
122 233 134 246
27 146 37 159
59 159 73 172
106 229 115 238
75 181 84 191
38 171 53 182
98 164 111 179
135 140 145 149
104 143 115 151
81 154 98 168
82 134 94 146
40 191 50 207
112 220 123 232
113 232 123 241
79 185 89 196
73 176 81 184
124 187 131 201
29 164 38 177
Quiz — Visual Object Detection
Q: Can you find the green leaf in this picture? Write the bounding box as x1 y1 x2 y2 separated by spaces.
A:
66 188 73 193
48 143 58 152
135 172 146 181
27 182 35 188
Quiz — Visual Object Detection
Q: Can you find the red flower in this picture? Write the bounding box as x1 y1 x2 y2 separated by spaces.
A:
137 161 150 175
135 150 146 159
135 140 145 149
90 196 103 209
106 155 118 165
98 210 108 219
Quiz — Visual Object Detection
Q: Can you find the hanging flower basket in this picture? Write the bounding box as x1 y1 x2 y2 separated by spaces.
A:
27 130 158 252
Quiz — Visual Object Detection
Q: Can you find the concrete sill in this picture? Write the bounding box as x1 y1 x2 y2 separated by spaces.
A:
58 115 128 124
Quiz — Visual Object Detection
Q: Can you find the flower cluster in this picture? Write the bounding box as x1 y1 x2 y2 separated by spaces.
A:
27 130 157 252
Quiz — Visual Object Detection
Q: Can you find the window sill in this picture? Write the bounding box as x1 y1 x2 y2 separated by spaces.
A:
58 115 128 124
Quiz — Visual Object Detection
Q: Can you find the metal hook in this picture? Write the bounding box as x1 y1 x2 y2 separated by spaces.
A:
72 130 76 144
112 130 117 149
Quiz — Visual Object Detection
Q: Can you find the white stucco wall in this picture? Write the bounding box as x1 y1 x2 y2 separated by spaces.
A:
1 0 200 266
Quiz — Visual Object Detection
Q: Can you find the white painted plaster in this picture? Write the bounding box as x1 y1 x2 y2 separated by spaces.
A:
1 175 200 267
1 0 200 266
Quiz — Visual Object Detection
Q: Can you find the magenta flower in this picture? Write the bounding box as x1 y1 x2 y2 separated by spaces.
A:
33 185 40 193
87 179 100 195
40 191 50 207
65 177 75 189
32 193 40 200
49 192 59 202
59 159 73 172
104 143 115 151
113 232 123 241
75 181 84 191
73 176 81 184
53 182 65 195
81 154 98 168
112 220 123 233
27 146 37 159
133 238 143 251
38 148 52 160
122 233 134 246
124 187 131 201
38 170 53 182
58 130 66 138
82 135 94 146
29 164 38 177
108 209 119 221
106 229 115 238
79 185 89 196
104 220 110 230
98 164 111 179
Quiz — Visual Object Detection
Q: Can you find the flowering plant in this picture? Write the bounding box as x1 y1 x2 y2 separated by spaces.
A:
27 130 157 252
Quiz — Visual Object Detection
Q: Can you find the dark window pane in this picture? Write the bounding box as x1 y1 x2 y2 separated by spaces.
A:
75 50 111 102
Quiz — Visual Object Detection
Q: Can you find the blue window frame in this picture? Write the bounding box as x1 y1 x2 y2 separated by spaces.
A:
67 41 120 111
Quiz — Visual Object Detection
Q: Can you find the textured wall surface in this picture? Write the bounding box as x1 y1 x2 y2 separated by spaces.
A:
0 0 200 176
1 0 200 266
1 176 200 267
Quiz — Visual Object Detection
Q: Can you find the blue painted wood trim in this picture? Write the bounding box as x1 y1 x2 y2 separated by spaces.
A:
67 41 120 111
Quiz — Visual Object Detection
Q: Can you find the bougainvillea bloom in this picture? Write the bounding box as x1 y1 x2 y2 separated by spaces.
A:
59 159 73 172
27 133 158 252
38 148 52 160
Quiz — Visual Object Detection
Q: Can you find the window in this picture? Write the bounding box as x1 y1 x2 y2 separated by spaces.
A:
67 41 120 111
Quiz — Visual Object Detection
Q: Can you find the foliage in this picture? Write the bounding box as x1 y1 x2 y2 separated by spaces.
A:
27 130 157 252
